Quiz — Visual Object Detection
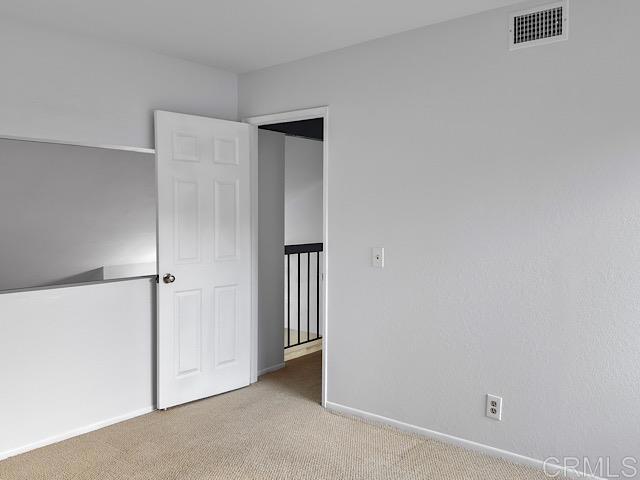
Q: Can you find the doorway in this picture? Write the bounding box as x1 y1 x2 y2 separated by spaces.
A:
262 119 323 362
246 107 329 406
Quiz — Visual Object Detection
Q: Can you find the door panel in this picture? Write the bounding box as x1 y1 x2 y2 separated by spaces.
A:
214 180 239 260
215 285 239 367
155 111 252 409
175 289 202 377
174 179 200 263
214 137 239 165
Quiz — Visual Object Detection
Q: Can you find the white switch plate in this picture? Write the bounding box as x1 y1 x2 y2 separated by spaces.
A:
486 394 503 421
372 247 384 268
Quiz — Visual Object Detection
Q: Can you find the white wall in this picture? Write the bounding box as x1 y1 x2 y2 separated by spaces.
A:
0 18 237 149
0 278 155 459
258 130 285 373
285 136 323 245
240 0 640 475
0 19 238 456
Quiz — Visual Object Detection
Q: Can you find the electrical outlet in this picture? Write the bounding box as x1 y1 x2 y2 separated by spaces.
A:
486 394 503 421
372 247 384 268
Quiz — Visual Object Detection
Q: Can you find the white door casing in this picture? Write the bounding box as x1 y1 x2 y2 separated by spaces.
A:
155 111 252 409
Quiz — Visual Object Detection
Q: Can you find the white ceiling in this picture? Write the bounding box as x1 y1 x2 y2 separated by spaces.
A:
0 0 525 73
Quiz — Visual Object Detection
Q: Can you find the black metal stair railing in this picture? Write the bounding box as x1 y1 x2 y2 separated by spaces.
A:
284 243 323 349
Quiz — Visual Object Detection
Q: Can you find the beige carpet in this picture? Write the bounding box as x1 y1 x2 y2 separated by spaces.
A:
0 352 546 480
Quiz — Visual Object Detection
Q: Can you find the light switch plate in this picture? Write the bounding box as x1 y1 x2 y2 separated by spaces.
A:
372 247 384 268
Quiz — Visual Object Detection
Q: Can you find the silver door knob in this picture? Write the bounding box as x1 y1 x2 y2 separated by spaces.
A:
163 273 176 284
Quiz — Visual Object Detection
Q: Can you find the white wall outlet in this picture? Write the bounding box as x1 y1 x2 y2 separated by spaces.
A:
372 247 384 268
486 394 503 421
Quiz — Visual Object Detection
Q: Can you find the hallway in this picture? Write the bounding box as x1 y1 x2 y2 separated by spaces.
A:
0 352 545 479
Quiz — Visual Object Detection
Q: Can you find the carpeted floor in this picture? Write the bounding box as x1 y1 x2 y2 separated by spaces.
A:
0 352 547 479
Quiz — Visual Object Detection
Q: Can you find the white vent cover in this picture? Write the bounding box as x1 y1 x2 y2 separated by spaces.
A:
509 1 568 50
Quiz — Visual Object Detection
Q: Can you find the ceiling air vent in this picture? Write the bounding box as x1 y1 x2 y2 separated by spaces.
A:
509 1 568 50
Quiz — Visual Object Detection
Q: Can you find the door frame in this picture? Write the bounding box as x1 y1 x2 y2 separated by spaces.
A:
245 106 329 407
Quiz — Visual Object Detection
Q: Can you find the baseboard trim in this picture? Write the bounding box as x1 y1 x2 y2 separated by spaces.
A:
325 401 604 480
258 362 285 377
0 406 155 461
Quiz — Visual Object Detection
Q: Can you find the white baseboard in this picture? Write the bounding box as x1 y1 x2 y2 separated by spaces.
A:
325 401 604 480
0 406 155 461
258 362 285 377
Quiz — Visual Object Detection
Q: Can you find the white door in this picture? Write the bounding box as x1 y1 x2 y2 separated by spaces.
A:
155 111 252 409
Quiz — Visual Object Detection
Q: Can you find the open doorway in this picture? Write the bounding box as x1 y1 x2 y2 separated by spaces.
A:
261 119 323 362
247 107 328 406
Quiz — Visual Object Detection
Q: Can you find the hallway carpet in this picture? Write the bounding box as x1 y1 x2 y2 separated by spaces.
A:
0 352 547 479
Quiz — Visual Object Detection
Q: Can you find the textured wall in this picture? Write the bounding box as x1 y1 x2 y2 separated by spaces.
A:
0 18 238 456
240 0 640 474
0 278 155 458
0 18 237 149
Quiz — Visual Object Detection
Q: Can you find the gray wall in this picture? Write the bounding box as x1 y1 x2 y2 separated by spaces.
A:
0 278 155 457
285 136 323 245
240 0 640 474
258 130 285 373
0 17 239 457
0 139 156 291
0 17 237 149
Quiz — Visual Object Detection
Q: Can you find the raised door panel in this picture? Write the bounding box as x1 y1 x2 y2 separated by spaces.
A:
214 180 239 261
175 289 202 377
214 285 239 367
173 179 200 264
172 133 200 163
213 137 239 165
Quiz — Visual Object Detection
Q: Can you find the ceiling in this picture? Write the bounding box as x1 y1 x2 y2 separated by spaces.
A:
0 0 525 73
260 119 324 141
